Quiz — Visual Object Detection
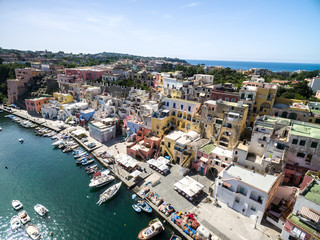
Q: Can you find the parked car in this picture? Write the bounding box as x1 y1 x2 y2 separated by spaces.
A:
86 142 96 148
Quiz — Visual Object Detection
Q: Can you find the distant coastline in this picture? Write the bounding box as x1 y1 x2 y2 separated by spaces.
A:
186 59 320 72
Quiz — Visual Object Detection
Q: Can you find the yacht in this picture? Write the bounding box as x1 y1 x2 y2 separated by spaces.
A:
138 218 164 239
97 182 122 205
89 174 114 188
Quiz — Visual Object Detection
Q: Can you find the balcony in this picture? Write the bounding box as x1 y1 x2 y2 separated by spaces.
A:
249 196 263 204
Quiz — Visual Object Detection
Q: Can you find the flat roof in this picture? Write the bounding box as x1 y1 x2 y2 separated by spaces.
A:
211 146 233 158
304 183 320 205
291 122 320 139
225 165 278 192
199 144 216 155
165 130 185 141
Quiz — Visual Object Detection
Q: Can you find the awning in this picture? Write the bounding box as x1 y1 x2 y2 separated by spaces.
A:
162 109 170 113
300 206 320 223
200 157 209 163
222 182 231 188
130 170 142 178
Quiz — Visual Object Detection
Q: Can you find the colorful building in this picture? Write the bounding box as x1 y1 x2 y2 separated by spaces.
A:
53 92 74 104
25 97 51 114
7 68 33 104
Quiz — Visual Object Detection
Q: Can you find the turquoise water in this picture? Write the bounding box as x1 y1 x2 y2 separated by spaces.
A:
186 59 320 72
0 112 171 240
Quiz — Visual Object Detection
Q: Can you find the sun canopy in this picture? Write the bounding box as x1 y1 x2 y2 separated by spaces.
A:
174 176 204 198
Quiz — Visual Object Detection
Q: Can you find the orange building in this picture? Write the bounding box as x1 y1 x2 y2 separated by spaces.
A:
25 97 51 114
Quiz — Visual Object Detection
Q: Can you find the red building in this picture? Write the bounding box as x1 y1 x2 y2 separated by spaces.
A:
210 90 239 102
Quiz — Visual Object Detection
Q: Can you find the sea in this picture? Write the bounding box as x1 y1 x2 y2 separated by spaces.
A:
186 59 320 72
0 112 172 240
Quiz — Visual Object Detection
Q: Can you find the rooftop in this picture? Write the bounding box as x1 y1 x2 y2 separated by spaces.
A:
199 144 216 155
291 122 320 139
211 146 233 158
304 182 320 205
225 165 279 193
287 214 318 236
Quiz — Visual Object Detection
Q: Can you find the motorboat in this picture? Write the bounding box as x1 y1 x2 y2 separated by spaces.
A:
97 182 122 205
132 204 141 213
82 159 94 166
10 216 22 230
12 200 23 210
0 127 2 131
74 151 88 158
137 218 164 239
18 210 31 224
137 199 152 213
85 164 98 171
18 138 24 143
52 139 64 146
34 204 49 216
89 174 114 188
25 223 41 240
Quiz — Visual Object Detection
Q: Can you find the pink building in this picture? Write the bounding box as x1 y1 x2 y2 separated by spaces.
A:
192 144 233 177
65 67 109 81
7 68 33 104
25 97 51 114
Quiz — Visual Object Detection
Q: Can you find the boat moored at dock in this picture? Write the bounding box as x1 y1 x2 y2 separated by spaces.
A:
137 218 164 239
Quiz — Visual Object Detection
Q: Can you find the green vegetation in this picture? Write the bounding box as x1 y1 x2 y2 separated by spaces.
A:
0 62 30 103
262 70 319 82
276 81 316 100
108 78 153 92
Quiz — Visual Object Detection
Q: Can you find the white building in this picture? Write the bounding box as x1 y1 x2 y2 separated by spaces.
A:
88 120 116 143
308 77 320 93
214 165 282 224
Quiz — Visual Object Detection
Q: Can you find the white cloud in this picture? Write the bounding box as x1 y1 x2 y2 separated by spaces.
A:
164 14 171 19
184 2 199 8
86 17 101 23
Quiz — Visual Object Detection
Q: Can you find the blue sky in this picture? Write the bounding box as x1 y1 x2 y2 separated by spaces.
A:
0 0 319 63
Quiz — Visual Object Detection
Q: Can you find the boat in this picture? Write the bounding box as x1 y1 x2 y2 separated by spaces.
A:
89 174 114 188
18 210 31 224
85 164 98 171
25 223 41 239
18 138 24 143
82 159 94 166
10 216 22 230
132 204 141 212
97 182 122 205
137 218 164 239
0 127 2 131
74 151 88 158
137 199 152 213
34 204 49 216
170 233 182 240
12 200 23 210
52 139 64 146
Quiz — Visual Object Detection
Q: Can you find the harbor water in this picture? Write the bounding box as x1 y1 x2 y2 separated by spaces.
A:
0 112 172 240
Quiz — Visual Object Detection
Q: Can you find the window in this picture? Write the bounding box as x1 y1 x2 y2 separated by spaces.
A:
235 197 240 203
299 140 306 146
168 142 171 148
215 161 220 166
181 105 183 110
166 102 169 106
173 103 176 108
292 139 298 145
250 206 256 211
311 142 318 148
306 154 312 164
188 106 191 111
225 157 228 161
297 152 305 158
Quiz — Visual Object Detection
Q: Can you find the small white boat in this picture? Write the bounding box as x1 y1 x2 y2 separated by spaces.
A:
18 138 24 143
34 204 49 216
0 127 2 131
25 223 41 240
18 210 31 224
10 216 22 230
138 218 164 239
97 182 122 205
12 200 23 210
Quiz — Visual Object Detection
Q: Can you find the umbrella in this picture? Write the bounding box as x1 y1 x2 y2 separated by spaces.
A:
131 194 136 200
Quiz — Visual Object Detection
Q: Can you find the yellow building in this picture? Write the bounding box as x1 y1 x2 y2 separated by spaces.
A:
32 69 46 77
151 98 201 138
53 92 74 104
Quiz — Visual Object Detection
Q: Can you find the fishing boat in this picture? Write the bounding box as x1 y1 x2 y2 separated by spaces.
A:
74 151 88 158
137 199 152 213
97 182 122 205
34 204 49 216
89 174 114 188
12 200 23 210
18 210 31 224
25 223 41 239
132 204 141 213
137 218 164 239
10 216 22 230
82 159 94 166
